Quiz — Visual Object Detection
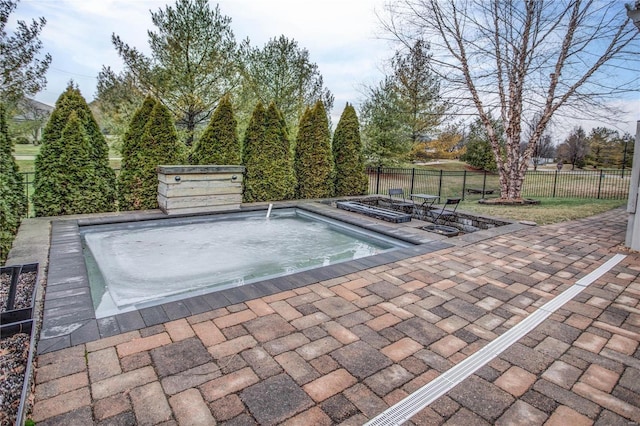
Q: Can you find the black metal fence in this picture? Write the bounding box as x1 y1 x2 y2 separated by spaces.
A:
21 172 35 218
367 167 630 200
18 167 630 218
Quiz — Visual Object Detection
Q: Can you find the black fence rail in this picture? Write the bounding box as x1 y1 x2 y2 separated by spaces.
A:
21 172 35 218
367 167 630 200
17 167 630 218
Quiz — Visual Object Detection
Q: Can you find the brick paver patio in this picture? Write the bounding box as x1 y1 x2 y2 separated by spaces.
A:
29 208 640 425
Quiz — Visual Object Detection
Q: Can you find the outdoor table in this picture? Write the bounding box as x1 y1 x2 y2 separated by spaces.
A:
410 193 440 220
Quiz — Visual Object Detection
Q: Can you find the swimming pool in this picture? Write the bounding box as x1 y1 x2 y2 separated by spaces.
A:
82 209 411 318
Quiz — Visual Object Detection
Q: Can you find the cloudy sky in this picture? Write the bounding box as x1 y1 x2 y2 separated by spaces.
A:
10 0 640 138
13 0 390 117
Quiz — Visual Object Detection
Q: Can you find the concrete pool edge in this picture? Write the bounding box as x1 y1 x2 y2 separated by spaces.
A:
35 202 460 354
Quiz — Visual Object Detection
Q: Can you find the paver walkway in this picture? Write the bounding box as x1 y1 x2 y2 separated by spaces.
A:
30 208 639 425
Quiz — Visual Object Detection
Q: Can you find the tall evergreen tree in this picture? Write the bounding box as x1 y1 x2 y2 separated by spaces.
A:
0 103 26 262
0 103 25 217
118 95 157 210
238 35 334 139
55 112 103 214
361 77 411 167
333 104 368 196
33 84 116 216
391 39 447 145
294 101 333 199
460 117 503 172
242 102 266 202
191 94 241 165
127 101 185 210
107 0 238 146
242 102 296 202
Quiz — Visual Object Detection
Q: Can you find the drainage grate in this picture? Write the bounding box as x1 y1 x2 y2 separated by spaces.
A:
365 253 626 426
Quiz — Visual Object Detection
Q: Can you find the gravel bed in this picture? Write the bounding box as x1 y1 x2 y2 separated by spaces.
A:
0 332 30 426
0 271 36 311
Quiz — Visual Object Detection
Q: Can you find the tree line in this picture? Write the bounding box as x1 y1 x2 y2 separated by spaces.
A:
96 0 333 148
0 0 49 262
455 119 633 172
32 83 367 217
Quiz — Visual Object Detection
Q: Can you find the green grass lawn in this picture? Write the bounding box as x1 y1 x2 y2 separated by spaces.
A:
16 159 35 172
459 197 626 225
14 143 121 172
13 144 41 156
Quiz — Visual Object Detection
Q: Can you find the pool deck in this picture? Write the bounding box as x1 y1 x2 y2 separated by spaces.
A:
7 204 640 425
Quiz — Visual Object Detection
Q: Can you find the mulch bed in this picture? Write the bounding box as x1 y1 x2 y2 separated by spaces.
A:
0 332 31 426
0 269 37 426
0 270 37 311
478 197 540 205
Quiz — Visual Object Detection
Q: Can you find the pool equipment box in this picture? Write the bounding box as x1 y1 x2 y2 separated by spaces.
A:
157 165 245 215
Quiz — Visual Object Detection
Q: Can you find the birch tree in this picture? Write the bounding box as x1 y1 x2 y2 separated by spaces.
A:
382 0 639 200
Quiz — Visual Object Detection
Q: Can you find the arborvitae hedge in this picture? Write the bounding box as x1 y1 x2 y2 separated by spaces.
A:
242 102 266 202
333 103 368 196
191 95 240 165
0 104 25 262
125 101 185 210
57 112 106 214
118 96 156 210
33 84 116 216
294 100 334 199
242 102 296 202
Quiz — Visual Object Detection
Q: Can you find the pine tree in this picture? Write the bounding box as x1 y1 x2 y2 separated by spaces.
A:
33 83 116 216
124 101 185 210
191 95 241 165
294 100 333 199
242 102 296 202
333 103 368 196
118 96 157 210
0 103 26 262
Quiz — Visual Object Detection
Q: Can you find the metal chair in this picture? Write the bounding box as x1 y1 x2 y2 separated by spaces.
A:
427 197 461 225
388 188 414 214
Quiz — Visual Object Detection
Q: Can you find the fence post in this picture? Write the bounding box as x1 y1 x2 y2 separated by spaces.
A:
552 170 558 198
482 171 487 195
25 173 30 218
438 170 443 198
597 170 603 199
376 166 381 195
410 168 415 195
461 170 467 201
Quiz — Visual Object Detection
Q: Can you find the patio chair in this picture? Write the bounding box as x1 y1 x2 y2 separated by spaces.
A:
427 197 461 225
388 188 414 214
